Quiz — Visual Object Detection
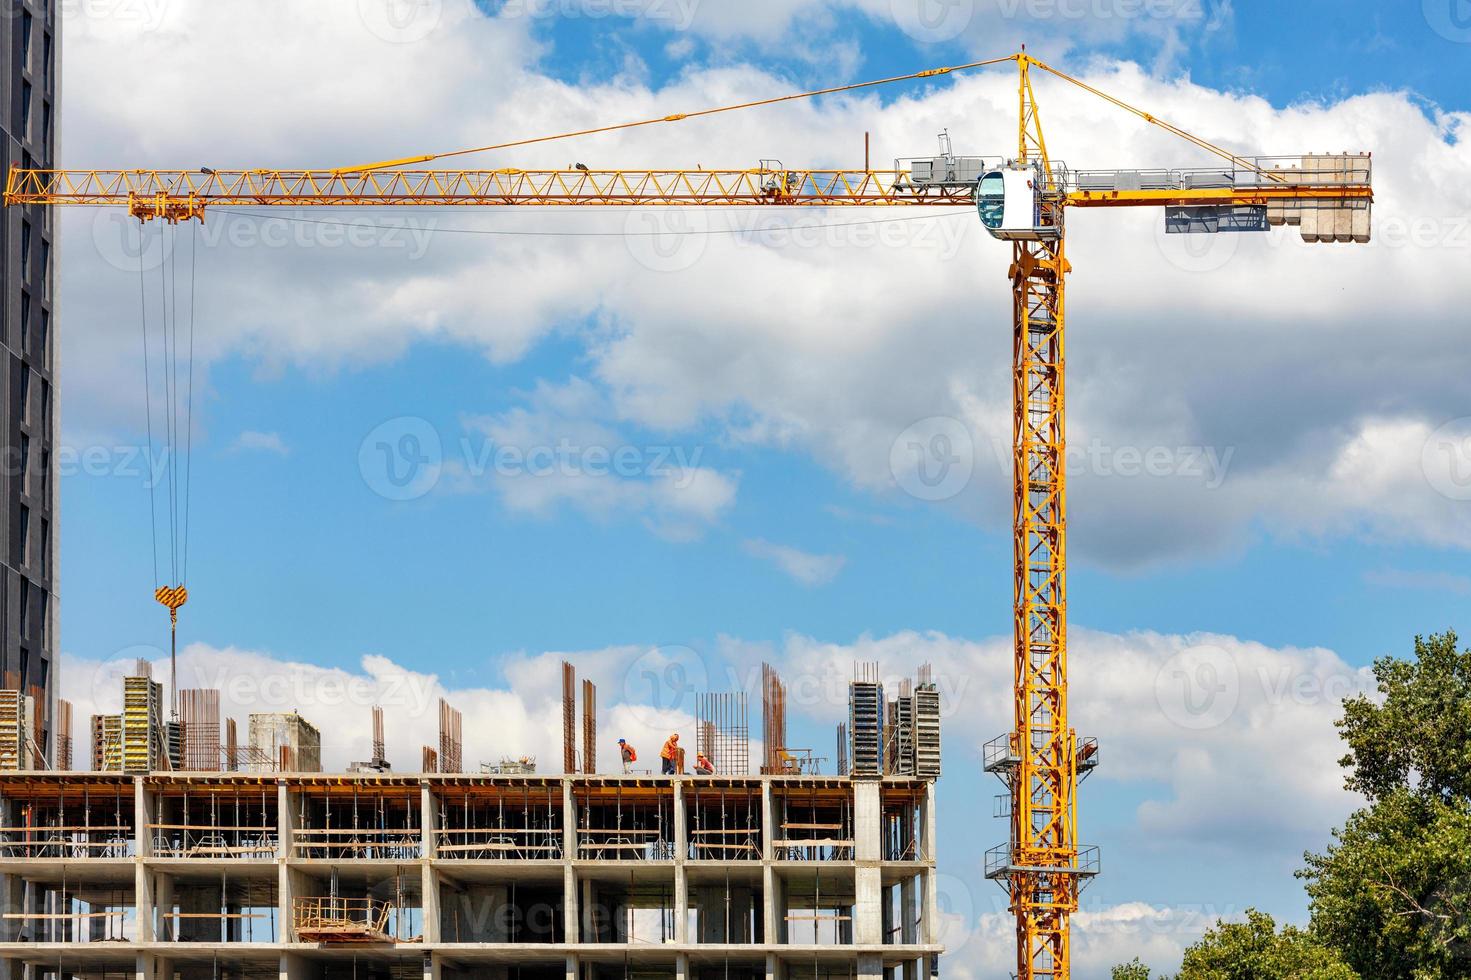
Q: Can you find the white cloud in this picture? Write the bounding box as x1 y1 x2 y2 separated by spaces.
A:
231 430 289 455
742 538 847 585
58 4 1471 566
446 377 738 539
718 625 1373 847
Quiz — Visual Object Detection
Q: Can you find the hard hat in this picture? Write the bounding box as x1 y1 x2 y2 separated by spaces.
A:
618 738 626 744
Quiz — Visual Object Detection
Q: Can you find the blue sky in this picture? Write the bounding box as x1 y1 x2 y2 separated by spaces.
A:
54 2 1471 976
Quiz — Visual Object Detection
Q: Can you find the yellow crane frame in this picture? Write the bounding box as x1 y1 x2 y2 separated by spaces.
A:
3 52 1373 980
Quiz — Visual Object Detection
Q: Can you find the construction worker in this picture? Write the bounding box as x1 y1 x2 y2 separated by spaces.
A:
694 751 715 776
660 733 680 775
618 738 637 774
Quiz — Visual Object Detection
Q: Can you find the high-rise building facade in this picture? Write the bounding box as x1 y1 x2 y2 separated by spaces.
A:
1 0 58 761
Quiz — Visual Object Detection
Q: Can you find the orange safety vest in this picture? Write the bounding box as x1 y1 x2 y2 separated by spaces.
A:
660 737 679 760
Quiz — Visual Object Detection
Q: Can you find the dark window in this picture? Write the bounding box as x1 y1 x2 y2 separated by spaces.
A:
41 380 49 428
39 241 49 294
19 434 29 482
40 520 48 579
38 310 48 359
18 507 29 568
37 657 47 689
44 33 52 80
20 222 31 281
42 102 51 150
18 648 28 684
41 449 49 497
22 11 32 68
20 292 30 354
21 81 31 140
38 593 47 644
19 370 29 425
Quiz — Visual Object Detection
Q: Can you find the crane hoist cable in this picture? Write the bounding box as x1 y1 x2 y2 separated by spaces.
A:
326 50 1275 186
329 56 1021 174
137 219 198 717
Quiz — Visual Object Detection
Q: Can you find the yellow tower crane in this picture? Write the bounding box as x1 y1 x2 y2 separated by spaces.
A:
6 52 1372 980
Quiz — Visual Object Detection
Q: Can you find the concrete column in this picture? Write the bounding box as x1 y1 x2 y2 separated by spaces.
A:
854 780 881 862
422 951 441 980
854 778 884 949
277 782 293 861
855 867 882 945
134 776 153 858
762 866 781 945
134 862 155 943
421 861 441 943
673 779 688 944
562 778 578 860
421 782 439 859
281 951 311 980
565 953 578 980
564 776 580 943
919 781 937 863
153 870 174 942
134 951 155 980
282 866 314 945
278 781 297 944
421 780 442 944
760 782 774 861
858 952 884 980
900 875 918 980
765 951 780 980
920 780 940 978
676 952 690 980
563 864 580 944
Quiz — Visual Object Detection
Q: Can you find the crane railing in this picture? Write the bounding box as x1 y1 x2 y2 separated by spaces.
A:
3 160 1372 222
2 168 974 219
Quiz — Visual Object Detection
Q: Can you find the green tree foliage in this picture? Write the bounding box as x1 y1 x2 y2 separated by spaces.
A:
1110 911 1355 980
1173 910 1357 979
1301 631 1471 979
1335 631 1471 804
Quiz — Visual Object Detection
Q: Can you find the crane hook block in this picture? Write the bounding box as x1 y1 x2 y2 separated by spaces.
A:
155 585 188 611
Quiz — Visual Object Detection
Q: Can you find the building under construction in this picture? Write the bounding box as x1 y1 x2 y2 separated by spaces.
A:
0 663 941 980
0 769 939 980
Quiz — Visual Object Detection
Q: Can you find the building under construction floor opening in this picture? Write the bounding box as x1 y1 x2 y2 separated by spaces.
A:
0 771 939 980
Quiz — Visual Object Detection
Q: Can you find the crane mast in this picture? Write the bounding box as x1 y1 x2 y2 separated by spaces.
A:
1005 54 1082 980
3 52 1374 980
